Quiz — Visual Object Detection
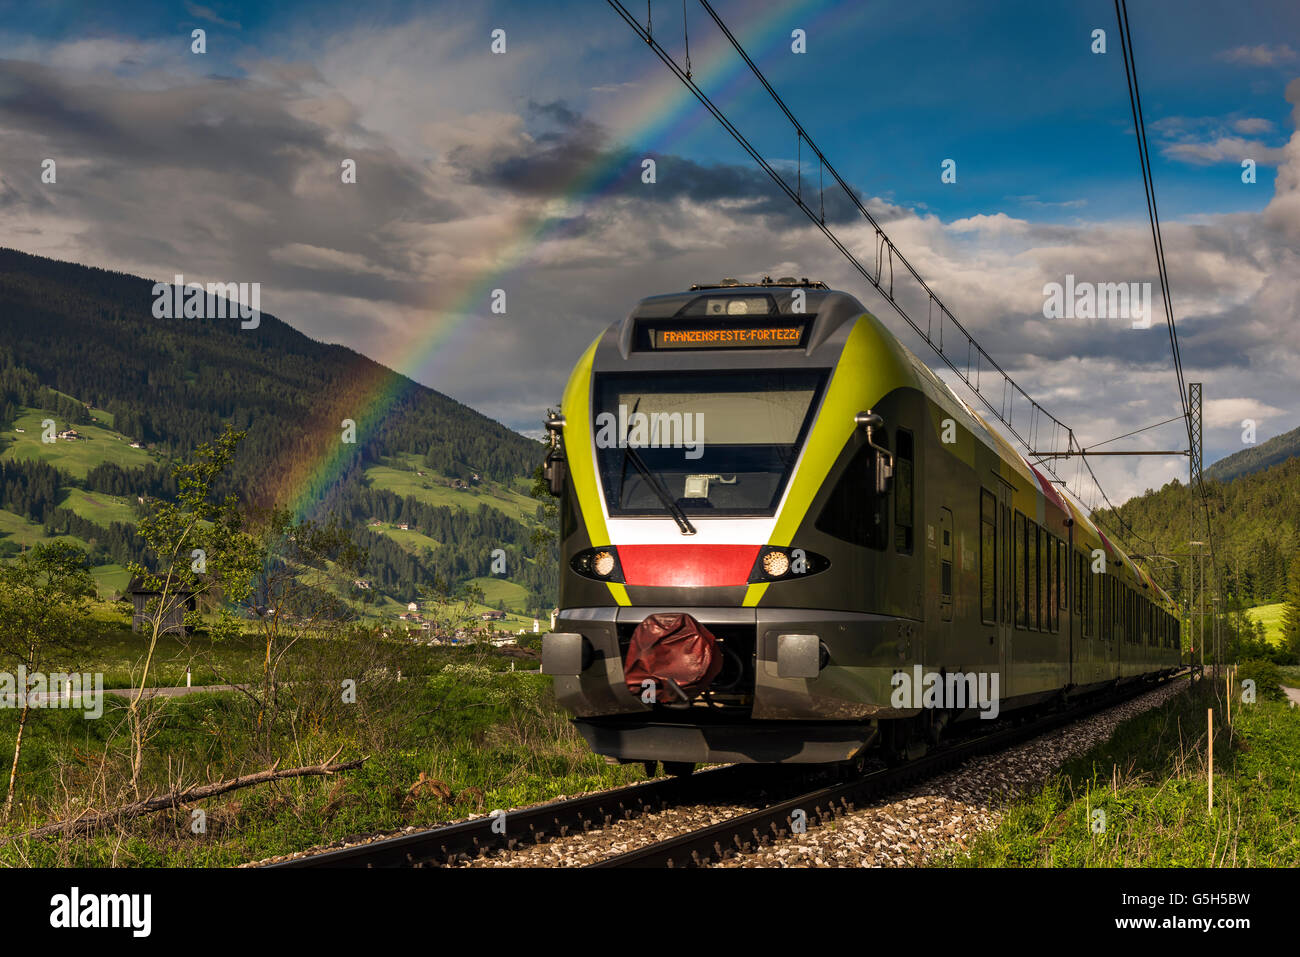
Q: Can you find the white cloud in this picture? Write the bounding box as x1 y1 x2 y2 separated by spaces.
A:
1216 44 1297 66
1203 397 1288 430
1162 136 1287 166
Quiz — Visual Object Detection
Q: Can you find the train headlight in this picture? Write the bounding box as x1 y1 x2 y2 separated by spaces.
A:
592 550 616 578
570 547 626 583
749 546 830 583
762 550 790 577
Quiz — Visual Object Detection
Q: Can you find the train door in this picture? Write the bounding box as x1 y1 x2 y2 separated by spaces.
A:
938 507 954 622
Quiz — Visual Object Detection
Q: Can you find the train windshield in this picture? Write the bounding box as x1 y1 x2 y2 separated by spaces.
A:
592 369 827 517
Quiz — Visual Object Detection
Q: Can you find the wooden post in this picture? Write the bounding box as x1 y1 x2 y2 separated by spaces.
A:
1207 708 1214 814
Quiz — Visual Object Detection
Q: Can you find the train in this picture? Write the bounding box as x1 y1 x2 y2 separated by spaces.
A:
540 278 1183 773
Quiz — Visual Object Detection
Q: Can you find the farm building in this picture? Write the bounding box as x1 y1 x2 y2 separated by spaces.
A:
124 575 208 635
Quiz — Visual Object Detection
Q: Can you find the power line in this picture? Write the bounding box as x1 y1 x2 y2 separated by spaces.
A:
1086 414 1187 450
608 0 1159 563
1114 0 1222 635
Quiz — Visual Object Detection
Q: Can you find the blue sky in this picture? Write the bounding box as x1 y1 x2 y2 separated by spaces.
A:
1 0 1298 505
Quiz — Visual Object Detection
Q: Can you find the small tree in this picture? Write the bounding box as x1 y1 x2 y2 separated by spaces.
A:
237 508 365 754
126 426 261 795
0 540 95 820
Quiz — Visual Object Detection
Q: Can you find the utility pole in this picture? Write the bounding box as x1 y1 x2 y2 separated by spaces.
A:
1188 382 1206 673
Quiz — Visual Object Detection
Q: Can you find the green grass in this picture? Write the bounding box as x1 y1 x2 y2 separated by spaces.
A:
0 642 636 866
0 407 155 478
369 524 442 553
0 604 270 688
0 507 88 551
58 487 140 527
468 576 531 612
90 563 133 599
944 677 1300 866
87 406 115 430
1246 602 1287 646
364 453 541 525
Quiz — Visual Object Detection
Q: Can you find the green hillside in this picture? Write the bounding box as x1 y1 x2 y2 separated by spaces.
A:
58 487 140 526
1095 449 1300 608
364 453 541 525
0 406 155 476
1206 424 1300 483
1246 602 1287 647
0 248 557 616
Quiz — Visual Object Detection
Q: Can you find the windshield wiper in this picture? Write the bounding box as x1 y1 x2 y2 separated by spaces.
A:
623 442 696 535
615 400 696 536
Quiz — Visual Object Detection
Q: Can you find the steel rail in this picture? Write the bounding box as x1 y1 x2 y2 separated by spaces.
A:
590 673 1186 868
263 761 771 868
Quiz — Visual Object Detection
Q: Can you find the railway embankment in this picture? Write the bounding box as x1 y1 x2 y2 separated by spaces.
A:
943 673 1300 867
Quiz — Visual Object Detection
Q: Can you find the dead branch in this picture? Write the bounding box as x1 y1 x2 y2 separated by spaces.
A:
5 751 366 843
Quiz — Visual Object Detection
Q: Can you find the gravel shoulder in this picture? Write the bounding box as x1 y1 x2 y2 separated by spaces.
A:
713 679 1190 868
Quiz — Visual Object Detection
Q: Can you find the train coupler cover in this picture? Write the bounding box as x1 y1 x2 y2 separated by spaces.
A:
622 613 723 703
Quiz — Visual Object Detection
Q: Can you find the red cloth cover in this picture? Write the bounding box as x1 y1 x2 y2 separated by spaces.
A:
623 613 723 702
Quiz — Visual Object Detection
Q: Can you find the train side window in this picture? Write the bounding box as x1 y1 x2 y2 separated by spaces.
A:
816 440 888 550
894 429 914 554
1057 540 1066 618
1091 569 1099 640
1001 504 1011 624
1074 549 1083 622
1034 524 1044 632
1040 535 1050 631
980 489 996 625
1103 577 1112 642
1014 511 1027 629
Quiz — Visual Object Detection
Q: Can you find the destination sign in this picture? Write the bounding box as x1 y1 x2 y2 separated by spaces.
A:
653 325 804 349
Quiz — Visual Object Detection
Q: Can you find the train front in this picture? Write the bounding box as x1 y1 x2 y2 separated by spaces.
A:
541 280 914 768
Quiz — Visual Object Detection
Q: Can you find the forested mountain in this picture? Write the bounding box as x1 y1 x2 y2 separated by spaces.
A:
1205 424 1300 483
1095 447 1300 607
0 248 554 612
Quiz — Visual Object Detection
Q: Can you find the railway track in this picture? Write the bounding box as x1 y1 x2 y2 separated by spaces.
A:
266 673 1185 869
262 760 812 868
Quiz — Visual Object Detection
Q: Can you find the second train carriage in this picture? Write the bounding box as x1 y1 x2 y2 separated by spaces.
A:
541 279 1182 768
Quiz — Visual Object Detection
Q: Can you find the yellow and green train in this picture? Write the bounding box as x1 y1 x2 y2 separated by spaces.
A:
541 279 1182 771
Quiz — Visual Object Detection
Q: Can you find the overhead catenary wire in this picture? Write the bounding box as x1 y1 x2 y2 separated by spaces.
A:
609 0 1159 565
611 1 1072 470
1114 0 1222 614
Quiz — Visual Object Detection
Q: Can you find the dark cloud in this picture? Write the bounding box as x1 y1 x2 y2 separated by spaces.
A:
0 57 459 308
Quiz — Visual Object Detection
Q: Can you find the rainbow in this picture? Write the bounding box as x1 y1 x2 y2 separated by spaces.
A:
285 0 845 520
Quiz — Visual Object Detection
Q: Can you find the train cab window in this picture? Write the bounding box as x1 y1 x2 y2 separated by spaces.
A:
980 489 996 624
1014 511 1027 629
816 439 889 550
594 368 826 517
894 429 914 554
